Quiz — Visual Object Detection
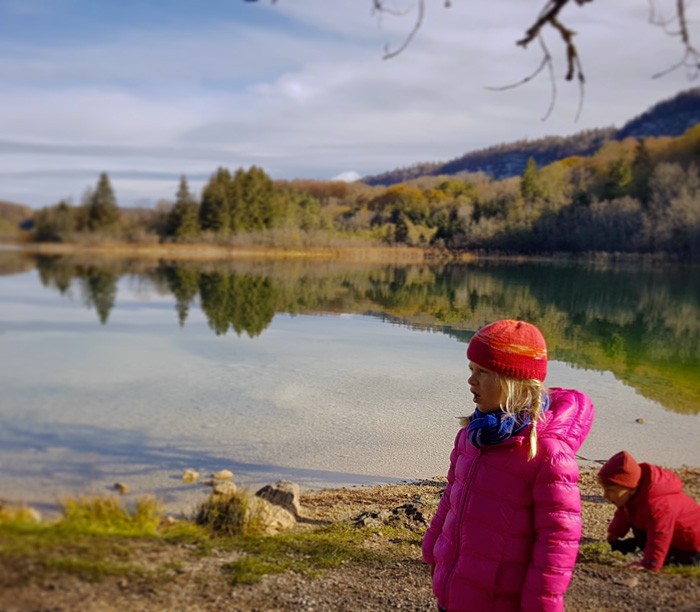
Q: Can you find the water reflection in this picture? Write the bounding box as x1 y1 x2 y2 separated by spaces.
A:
28 254 700 414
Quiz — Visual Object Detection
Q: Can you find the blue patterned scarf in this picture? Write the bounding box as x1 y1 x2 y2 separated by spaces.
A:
467 394 550 449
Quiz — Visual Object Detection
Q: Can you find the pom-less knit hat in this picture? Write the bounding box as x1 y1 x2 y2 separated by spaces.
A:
598 451 642 489
466 319 548 382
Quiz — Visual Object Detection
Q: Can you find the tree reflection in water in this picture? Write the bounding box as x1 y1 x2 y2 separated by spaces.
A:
33 255 700 414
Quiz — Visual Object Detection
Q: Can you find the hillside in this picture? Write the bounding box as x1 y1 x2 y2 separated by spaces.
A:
363 88 700 186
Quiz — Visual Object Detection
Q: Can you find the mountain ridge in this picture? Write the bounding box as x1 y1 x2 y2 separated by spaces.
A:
363 87 700 186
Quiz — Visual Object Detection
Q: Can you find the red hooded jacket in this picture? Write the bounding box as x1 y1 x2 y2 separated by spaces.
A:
607 463 700 571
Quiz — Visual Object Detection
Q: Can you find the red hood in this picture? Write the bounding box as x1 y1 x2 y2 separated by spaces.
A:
639 463 684 498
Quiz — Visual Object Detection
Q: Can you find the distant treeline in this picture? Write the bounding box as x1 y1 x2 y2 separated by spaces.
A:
31 124 700 261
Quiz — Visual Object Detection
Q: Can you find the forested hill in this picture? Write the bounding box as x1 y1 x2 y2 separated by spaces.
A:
363 88 700 186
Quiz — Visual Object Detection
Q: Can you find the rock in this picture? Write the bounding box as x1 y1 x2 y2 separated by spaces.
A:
24 506 42 523
211 469 234 481
255 480 302 519
113 482 129 494
613 575 640 588
352 510 391 528
182 469 199 483
248 496 296 534
352 503 427 530
0 503 42 523
211 481 237 496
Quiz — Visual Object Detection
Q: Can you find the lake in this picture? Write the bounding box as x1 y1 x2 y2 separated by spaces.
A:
0 251 698 517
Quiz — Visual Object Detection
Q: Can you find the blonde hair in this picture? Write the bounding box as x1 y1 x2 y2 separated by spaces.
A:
460 374 547 460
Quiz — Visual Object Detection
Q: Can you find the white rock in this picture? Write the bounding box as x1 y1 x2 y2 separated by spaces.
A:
182 469 199 483
211 469 234 481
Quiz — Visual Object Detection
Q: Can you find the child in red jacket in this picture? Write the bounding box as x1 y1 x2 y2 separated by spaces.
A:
598 450 700 571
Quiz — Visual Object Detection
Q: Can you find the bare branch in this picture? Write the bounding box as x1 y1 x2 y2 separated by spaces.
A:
517 0 572 49
372 0 411 18
650 0 700 79
373 0 426 60
487 37 558 121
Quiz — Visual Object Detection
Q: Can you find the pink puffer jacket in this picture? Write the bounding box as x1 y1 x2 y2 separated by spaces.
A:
422 388 595 612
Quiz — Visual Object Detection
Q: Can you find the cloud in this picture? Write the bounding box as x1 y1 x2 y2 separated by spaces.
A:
332 171 362 182
0 0 697 207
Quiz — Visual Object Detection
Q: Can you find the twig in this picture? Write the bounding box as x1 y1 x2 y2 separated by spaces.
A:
486 37 558 121
373 0 426 60
650 0 700 79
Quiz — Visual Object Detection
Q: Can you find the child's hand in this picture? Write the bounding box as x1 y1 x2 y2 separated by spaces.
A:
628 561 647 571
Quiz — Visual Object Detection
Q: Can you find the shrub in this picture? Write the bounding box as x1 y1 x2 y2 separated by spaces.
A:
195 490 263 537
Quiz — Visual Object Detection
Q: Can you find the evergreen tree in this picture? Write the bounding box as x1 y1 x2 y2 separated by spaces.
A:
632 139 653 205
520 157 543 203
199 168 232 233
85 172 119 231
229 167 247 232
605 159 634 200
391 208 409 243
243 166 280 230
166 176 200 239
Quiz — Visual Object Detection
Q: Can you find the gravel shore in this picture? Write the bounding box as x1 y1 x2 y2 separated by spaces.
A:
1 466 698 611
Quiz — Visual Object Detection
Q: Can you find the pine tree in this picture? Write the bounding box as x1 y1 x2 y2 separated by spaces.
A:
632 139 653 205
199 168 232 233
166 176 200 239
229 168 247 233
242 166 279 231
520 158 543 203
605 159 634 200
85 172 119 231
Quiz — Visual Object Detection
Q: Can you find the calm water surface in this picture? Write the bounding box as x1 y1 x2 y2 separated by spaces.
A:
0 253 698 516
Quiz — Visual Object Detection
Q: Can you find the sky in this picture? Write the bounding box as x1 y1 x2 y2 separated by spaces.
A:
1 0 699 208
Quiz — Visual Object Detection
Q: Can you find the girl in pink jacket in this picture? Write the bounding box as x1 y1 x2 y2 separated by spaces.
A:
422 319 595 612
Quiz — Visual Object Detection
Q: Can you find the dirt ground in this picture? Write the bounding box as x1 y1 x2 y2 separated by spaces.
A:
1 466 699 612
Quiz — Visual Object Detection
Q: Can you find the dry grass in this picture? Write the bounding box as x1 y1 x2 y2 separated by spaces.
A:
14 240 474 263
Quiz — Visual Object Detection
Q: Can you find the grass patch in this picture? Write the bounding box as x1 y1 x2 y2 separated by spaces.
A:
577 542 627 566
1 492 424 590
579 543 700 577
222 523 395 585
59 495 163 536
0 495 186 584
40 555 147 582
664 564 700 578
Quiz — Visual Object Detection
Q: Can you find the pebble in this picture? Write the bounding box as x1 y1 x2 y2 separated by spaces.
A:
113 482 129 494
182 469 199 483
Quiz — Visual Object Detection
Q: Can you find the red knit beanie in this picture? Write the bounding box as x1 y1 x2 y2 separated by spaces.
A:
598 451 642 489
466 319 548 382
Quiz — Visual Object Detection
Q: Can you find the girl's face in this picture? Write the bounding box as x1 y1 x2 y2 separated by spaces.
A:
468 361 504 413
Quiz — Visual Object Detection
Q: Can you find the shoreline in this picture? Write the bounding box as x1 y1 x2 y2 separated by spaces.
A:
1 466 699 611
2 239 693 267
